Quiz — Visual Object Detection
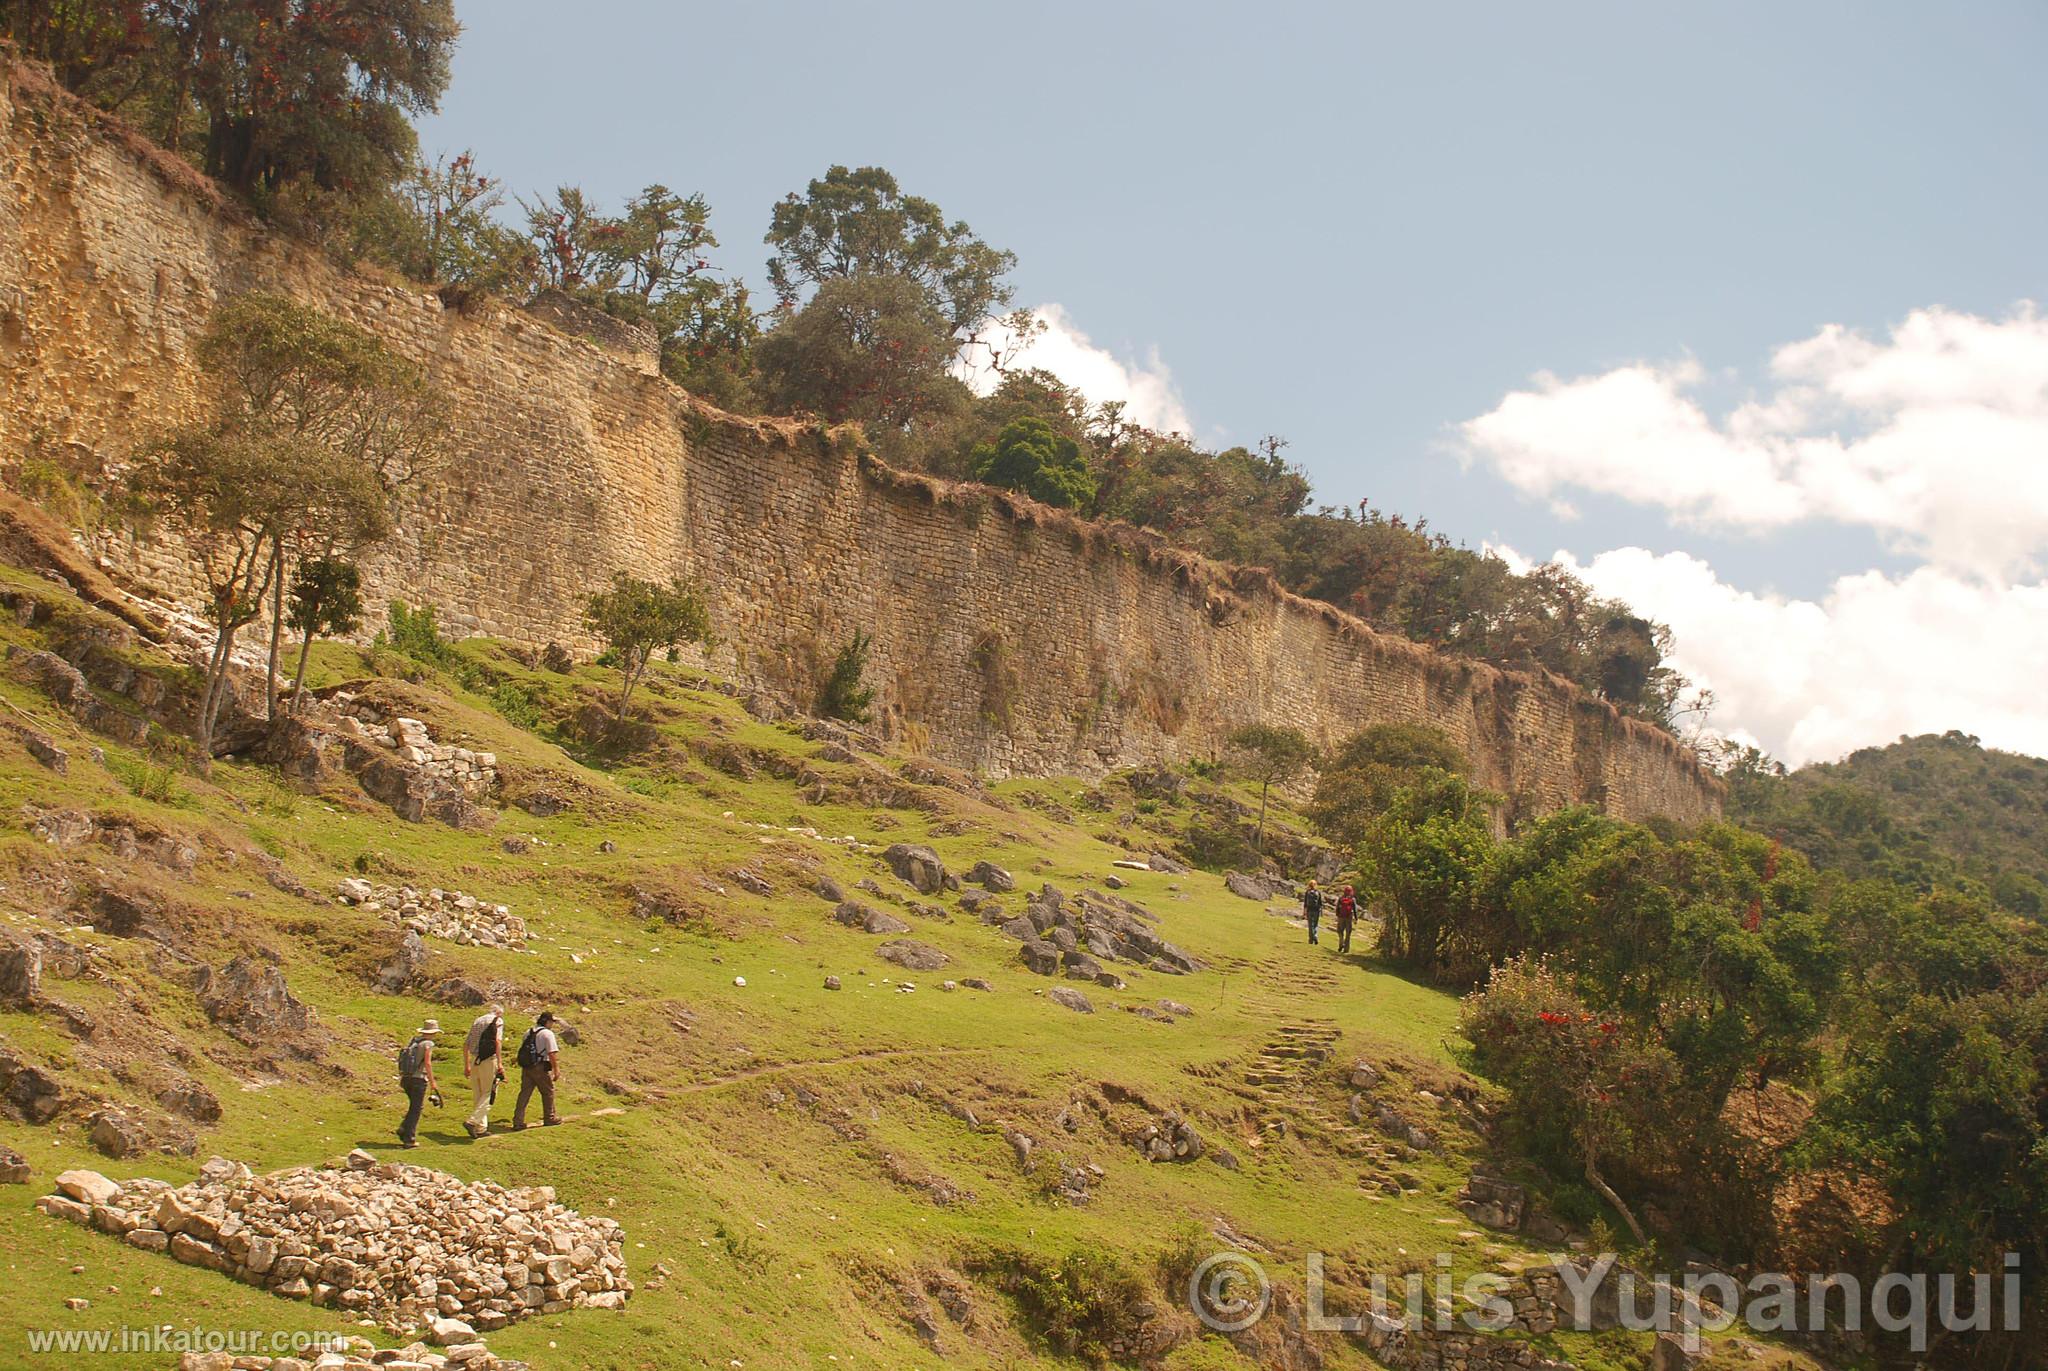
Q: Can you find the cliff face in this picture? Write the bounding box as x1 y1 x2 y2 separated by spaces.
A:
0 64 1720 821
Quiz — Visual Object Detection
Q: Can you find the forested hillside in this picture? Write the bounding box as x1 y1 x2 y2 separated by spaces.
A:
1728 732 2048 917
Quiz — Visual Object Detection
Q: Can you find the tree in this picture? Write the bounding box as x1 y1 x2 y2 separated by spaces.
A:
970 415 1097 510
162 0 458 198
1224 723 1314 852
755 274 966 432
582 574 711 719
137 430 387 766
764 165 1015 340
378 151 534 293
192 292 443 717
1308 723 1467 849
284 556 364 714
817 631 876 724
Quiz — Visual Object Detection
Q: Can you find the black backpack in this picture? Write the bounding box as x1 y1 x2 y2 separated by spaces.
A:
1304 889 1323 915
516 1027 542 1069
475 1019 500 1060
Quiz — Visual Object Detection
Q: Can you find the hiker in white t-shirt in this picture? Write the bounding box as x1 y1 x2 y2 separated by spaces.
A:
512 1010 564 1129
462 1004 506 1138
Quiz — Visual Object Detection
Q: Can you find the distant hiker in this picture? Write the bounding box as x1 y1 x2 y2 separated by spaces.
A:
1334 885 1358 954
1302 880 1324 945
463 1005 507 1138
397 1019 442 1149
512 1011 564 1130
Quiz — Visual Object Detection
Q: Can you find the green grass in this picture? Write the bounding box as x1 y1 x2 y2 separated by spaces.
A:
0 596 1812 1370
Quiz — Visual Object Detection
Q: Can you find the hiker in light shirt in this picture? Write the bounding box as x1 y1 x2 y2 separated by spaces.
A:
512 1010 564 1129
462 1004 506 1138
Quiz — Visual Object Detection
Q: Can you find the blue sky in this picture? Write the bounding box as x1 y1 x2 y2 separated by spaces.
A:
419 3 2048 763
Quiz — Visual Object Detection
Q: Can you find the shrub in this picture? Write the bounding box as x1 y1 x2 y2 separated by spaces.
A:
816 630 875 723
982 1247 1156 1365
384 600 455 664
490 681 547 732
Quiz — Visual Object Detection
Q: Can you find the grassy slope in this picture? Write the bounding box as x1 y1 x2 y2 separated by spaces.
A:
0 569 1769 1371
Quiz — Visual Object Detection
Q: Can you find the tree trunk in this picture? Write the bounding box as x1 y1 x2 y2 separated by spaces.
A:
1584 1153 1650 1249
1254 780 1270 851
288 629 317 716
264 542 285 722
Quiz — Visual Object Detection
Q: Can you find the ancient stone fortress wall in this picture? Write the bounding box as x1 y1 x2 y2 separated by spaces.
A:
0 63 1721 822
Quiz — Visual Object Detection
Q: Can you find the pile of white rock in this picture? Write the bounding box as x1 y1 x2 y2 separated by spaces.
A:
177 1337 527 1371
337 879 527 950
39 1153 631 1334
329 695 498 798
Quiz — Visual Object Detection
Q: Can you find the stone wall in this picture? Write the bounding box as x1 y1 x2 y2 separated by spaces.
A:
0 64 1720 822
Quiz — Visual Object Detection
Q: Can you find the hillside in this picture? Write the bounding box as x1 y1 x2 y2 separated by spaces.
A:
1728 732 2048 916
0 545 1827 1371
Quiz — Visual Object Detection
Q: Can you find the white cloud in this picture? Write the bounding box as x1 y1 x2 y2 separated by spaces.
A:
1459 304 2048 579
956 303 1193 436
1510 544 2048 766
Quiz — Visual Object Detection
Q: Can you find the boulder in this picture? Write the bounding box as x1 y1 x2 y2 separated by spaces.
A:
1047 985 1094 1014
0 1145 29 1184
1146 851 1190 875
1458 1176 1527 1231
1018 941 1060 976
0 934 40 1005
22 731 65 773
157 1080 222 1123
89 1110 151 1159
823 975 842 991
964 861 1015 893
192 956 319 1054
0 1045 63 1122
877 940 949 972
835 902 910 936
373 930 430 994
1062 951 1105 982
883 844 949 895
55 1169 121 1205
1223 871 1272 901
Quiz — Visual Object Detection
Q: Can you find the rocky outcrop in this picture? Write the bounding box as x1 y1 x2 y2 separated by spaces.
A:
882 843 953 895
190 957 321 1056
877 939 949 972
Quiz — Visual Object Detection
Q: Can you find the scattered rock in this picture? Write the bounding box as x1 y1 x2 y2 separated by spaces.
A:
190 957 319 1055
156 1080 222 1123
373 930 431 994
22 731 66 773
1458 1176 1528 1231
816 875 846 902
823 975 842 991
0 934 41 1005
964 860 1014 893
959 978 993 992
1136 1113 1205 1163
1223 871 1273 901
878 940 949 972
55 1169 122 1205
1348 1059 1381 1089
1047 986 1094 1014
883 844 950 895
1146 851 1190 875
0 1145 28 1184
1018 941 1060 976
834 902 910 936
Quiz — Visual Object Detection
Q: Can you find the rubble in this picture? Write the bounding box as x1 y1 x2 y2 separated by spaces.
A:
328 696 498 798
338 879 527 951
37 1156 631 1332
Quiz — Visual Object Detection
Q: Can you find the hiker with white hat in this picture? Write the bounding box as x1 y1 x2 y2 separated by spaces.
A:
462 1004 507 1138
397 1018 443 1149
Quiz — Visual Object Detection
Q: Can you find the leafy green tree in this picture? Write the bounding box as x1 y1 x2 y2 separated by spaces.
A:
370 151 535 293
166 0 457 197
138 429 387 765
1309 723 1466 849
582 574 711 719
756 275 967 433
1224 723 1314 852
764 165 1015 340
1462 956 1675 1247
1359 771 1501 973
193 292 444 716
970 415 1097 510
817 631 876 724
284 556 363 714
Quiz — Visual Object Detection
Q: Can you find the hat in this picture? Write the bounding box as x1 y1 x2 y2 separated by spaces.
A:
416 1019 442 1036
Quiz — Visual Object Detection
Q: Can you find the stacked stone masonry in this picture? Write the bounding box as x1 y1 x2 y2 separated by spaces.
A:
0 65 1719 822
